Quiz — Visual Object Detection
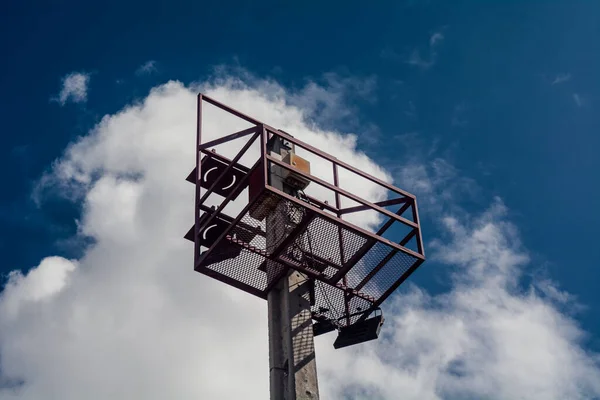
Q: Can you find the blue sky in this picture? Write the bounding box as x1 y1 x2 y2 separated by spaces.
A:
2 1 600 398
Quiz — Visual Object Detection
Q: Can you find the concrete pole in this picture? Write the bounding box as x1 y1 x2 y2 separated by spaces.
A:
267 139 320 400
268 278 286 398
283 269 320 399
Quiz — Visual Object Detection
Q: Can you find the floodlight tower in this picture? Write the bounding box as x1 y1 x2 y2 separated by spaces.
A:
264 136 319 398
185 94 425 400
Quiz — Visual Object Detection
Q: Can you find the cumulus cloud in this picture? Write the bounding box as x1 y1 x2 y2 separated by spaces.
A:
53 72 90 105
319 199 600 399
3 73 600 400
3 76 388 399
135 60 158 76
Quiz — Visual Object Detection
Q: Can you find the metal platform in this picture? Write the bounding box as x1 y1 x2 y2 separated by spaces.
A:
185 94 425 329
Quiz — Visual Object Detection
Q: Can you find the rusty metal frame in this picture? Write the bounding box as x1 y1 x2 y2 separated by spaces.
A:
339 197 409 215
196 131 260 210
199 126 257 150
189 93 425 324
265 155 418 230
264 126 416 200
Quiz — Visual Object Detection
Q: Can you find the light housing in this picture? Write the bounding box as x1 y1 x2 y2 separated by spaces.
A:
333 314 384 349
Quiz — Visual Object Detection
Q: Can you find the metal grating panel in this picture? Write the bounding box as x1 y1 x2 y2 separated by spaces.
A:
345 241 392 288
359 248 418 298
201 245 284 293
195 191 421 326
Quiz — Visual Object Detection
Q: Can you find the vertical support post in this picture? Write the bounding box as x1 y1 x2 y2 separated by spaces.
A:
333 164 351 326
194 94 203 267
284 270 320 399
267 136 320 400
267 278 287 398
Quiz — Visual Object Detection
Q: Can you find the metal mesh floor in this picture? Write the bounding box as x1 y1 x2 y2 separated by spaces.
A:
196 191 421 326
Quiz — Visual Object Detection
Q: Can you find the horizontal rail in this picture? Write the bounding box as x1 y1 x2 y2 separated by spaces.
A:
267 128 416 200
266 155 418 229
339 197 409 215
198 126 258 150
265 185 424 262
303 194 338 213
202 94 263 126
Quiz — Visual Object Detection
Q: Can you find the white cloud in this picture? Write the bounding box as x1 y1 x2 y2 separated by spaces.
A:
317 195 600 400
394 158 479 215
3 73 600 400
290 72 377 127
406 31 445 69
407 50 435 69
209 66 377 131
552 73 571 85
573 93 584 107
3 76 388 399
53 72 90 106
135 60 158 76
430 32 444 47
